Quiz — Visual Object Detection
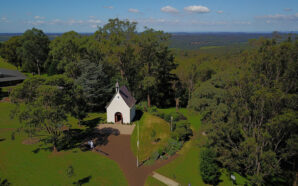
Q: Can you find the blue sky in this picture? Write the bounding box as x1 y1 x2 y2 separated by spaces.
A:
0 0 298 33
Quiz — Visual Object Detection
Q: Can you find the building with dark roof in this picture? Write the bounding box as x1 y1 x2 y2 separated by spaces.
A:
0 68 26 87
106 82 136 124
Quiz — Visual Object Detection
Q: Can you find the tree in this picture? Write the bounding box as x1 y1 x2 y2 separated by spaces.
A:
10 75 85 151
0 36 23 69
137 28 174 107
19 28 49 75
75 59 112 111
94 18 138 81
47 31 85 74
200 148 221 185
207 39 298 185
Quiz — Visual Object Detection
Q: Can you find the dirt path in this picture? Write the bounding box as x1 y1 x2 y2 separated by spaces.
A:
95 134 177 186
152 172 179 186
97 124 135 135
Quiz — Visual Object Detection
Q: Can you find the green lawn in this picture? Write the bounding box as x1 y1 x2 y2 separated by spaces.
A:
0 57 17 70
145 176 166 186
0 102 128 186
130 112 171 162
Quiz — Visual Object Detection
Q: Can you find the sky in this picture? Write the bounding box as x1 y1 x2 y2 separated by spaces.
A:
0 0 298 33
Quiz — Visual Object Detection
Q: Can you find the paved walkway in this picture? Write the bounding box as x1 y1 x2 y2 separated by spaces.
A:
152 172 180 186
97 123 135 135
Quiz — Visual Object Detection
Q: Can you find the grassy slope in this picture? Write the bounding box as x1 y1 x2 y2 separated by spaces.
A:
148 108 248 186
131 112 171 162
0 57 17 70
0 102 128 186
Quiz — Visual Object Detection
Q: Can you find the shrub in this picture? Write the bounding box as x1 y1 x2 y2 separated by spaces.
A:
200 148 221 185
135 101 148 112
147 106 157 113
66 165 75 177
171 120 193 142
164 138 183 156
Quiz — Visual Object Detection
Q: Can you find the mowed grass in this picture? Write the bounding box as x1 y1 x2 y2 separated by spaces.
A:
0 57 17 70
0 102 128 186
131 112 171 162
145 176 166 186
154 108 206 186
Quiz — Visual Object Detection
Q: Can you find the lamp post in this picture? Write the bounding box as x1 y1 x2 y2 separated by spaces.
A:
170 116 173 131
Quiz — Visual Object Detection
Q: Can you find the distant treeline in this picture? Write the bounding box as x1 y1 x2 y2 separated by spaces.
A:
1 32 297 49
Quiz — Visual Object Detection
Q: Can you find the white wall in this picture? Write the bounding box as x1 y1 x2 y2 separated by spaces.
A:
106 92 131 123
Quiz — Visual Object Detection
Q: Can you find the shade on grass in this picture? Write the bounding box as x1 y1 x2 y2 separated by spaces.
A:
130 112 171 162
0 102 128 186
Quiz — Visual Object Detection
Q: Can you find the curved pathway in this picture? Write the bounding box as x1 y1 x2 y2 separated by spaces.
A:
94 134 178 186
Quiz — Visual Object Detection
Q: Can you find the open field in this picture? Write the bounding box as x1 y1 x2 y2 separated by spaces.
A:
0 102 128 186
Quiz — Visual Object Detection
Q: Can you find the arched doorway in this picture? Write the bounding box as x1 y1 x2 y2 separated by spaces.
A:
115 112 123 124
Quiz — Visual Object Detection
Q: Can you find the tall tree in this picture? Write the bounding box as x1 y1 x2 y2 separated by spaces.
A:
19 28 49 75
137 28 173 107
47 31 85 75
94 18 138 81
10 75 85 151
0 36 23 69
75 59 112 111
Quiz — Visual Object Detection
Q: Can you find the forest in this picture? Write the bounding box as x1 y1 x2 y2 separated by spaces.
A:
0 18 297 185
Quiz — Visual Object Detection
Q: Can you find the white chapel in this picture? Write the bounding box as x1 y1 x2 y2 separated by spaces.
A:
106 82 136 124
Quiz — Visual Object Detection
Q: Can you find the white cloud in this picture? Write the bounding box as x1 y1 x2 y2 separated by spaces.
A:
27 18 101 28
34 16 45 19
104 6 114 9
184 5 210 13
89 16 96 19
284 8 292 12
256 13 298 21
49 19 63 25
0 17 8 22
217 10 224 14
128 8 140 13
26 20 45 25
161 6 179 14
88 19 101 24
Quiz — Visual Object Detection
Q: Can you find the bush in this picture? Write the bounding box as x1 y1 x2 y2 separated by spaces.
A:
164 138 183 156
66 165 75 177
135 101 148 112
200 148 221 185
171 120 193 142
147 106 157 113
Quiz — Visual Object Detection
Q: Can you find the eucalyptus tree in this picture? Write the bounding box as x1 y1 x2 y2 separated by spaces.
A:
0 36 23 69
47 31 86 75
94 18 138 81
10 75 86 152
19 28 49 75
